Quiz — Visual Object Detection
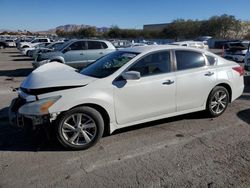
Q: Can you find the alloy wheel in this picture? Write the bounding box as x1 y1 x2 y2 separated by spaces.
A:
210 90 228 115
61 113 97 146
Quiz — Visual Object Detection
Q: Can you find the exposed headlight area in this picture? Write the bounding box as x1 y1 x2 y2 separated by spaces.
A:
19 96 61 116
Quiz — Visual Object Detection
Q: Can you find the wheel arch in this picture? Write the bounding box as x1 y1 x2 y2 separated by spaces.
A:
69 103 111 135
215 83 232 102
207 83 232 105
50 56 65 64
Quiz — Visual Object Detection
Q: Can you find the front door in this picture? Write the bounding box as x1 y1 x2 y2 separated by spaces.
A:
113 50 176 125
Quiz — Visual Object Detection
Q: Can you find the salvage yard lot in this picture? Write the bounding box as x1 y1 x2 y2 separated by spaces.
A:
0 48 250 187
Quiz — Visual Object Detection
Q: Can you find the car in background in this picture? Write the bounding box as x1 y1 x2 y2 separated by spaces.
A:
33 39 116 68
171 41 209 49
17 38 52 50
0 39 16 48
111 40 132 49
9 45 244 150
30 41 65 59
20 42 51 56
244 43 250 71
0 40 8 49
224 41 249 63
4 39 16 47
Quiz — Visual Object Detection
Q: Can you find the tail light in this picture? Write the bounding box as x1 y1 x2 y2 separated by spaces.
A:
232 66 244 76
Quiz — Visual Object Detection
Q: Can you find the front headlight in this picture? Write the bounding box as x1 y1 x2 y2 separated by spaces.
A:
19 96 61 115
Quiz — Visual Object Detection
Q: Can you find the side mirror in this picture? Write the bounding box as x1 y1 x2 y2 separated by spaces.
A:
122 71 141 80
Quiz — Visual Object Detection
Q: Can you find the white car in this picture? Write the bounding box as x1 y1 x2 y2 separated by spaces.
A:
20 42 51 56
18 38 51 50
9 45 244 150
171 41 209 50
4 39 16 47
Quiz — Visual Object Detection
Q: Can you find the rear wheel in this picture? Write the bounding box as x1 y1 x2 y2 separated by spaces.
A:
56 106 104 150
206 86 229 117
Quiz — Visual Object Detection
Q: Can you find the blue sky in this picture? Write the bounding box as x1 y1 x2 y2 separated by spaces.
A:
0 0 249 31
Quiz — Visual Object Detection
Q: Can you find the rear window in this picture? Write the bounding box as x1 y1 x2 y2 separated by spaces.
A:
176 50 206 70
88 41 107 49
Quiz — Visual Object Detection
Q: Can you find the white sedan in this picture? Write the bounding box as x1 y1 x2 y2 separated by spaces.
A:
9 45 244 150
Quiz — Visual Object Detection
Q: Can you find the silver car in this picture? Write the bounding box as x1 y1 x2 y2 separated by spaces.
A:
33 39 116 68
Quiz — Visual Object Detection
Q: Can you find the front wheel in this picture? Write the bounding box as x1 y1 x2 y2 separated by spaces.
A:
56 106 104 150
206 86 229 117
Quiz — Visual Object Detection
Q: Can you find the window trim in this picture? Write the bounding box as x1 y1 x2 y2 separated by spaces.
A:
68 41 86 51
173 49 209 72
122 50 174 78
204 54 218 66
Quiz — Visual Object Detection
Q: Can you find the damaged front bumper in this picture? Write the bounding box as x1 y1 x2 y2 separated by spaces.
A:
9 97 51 129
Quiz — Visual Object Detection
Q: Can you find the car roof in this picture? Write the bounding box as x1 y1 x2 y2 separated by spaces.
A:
69 39 110 43
119 45 209 54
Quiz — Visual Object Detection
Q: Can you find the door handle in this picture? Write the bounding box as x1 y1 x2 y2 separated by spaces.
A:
80 53 84 55
162 80 174 85
204 71 214 76
99 52 104 54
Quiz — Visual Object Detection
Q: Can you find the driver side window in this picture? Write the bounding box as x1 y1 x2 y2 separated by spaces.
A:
69 41 86 51
128 51 171 77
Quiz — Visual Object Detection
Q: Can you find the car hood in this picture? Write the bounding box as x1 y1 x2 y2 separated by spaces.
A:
21 62 97 90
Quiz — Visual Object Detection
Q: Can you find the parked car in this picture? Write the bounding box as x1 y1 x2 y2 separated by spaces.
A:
33 39 116 68
4 39 16 47
171 41 209 49
20 42 51 56
0 41 8 49
30 41 65 59
244 43 250 71
17 38 51 50
9 45 244 150
224 41 249 62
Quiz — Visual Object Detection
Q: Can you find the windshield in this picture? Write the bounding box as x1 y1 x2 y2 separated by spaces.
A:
57 41 71 51
80 51 139 78
47 42 64 50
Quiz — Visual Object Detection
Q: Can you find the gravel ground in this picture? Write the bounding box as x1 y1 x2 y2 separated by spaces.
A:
0 48 250 188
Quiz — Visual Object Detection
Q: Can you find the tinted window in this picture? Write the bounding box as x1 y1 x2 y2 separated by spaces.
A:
176 50 205 70
88 41 103 49
69 41 86 50
39 39 48 42
128 51 171 77
206 55 216 65
31 39 39 43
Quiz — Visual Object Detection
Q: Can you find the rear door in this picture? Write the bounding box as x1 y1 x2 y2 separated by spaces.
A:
63 41 87 67
174 50 217 111
85 41 109 64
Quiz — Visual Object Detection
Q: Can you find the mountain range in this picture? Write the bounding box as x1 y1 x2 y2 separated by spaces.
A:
0 24 110 33
42 24 110 33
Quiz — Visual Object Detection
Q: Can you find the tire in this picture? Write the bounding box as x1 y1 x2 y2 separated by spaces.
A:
26 50 30 56
56 106 104 150
206 86 229 117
